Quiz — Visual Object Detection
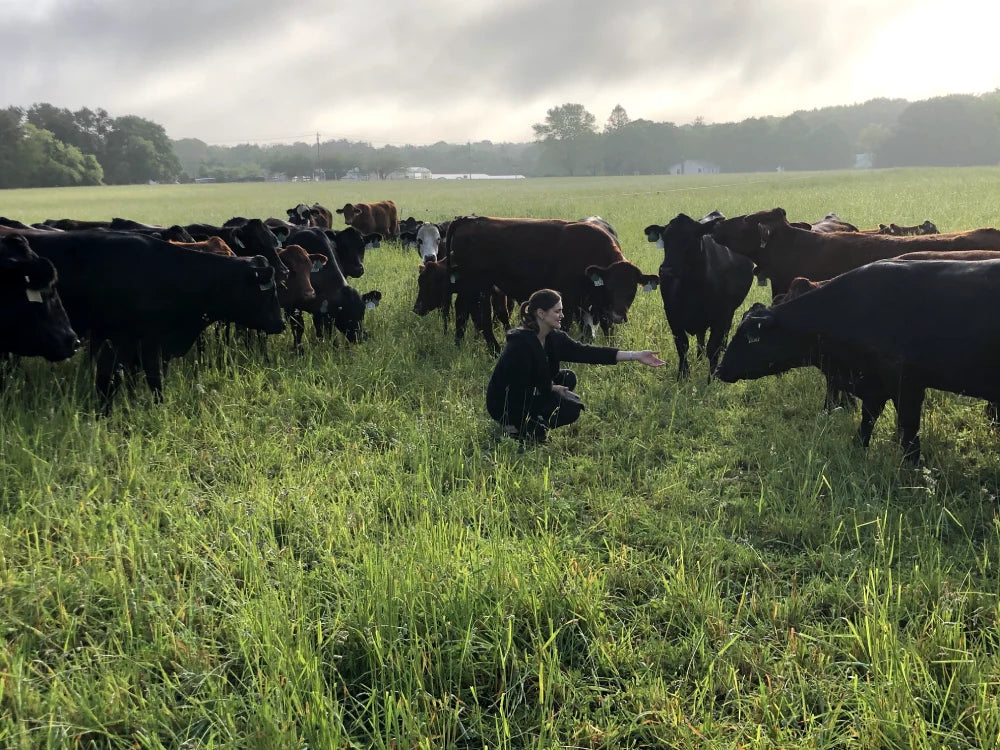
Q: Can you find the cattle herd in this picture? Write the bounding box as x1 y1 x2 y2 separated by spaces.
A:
3 198 999 466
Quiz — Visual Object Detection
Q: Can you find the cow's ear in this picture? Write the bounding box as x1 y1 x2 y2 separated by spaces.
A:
757 223 772 248
271 226 289 242
643 225 661 242
363 290 381 310
585 264 606 287
309 254 327 270
640 274 659 292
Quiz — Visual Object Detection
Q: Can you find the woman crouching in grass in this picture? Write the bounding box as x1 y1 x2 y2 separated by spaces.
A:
486 288 664 442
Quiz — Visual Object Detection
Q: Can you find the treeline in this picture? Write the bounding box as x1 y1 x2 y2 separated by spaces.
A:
0 104 182 188
2 91 999 188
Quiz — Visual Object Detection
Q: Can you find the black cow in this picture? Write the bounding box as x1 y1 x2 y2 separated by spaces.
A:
108 218 195 242
717 258 1000 464
284 226 375 279
288 249 381 348
184 219 288 281
399 216 423 236
9 229 285 410
0 234 79 360
654 211 752 379
645 210 723 246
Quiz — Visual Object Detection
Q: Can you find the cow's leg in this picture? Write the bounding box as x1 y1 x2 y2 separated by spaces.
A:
823 377 856 412
894 384 926 465
666 315 690 380
91 339 122 415
695 332 707 360
491 290 510 329
139 340 165 402
287 309 305 351
856 394 887 448
471 291 501 355
453 293 471 346
986 401 1000 425
704 322 730 381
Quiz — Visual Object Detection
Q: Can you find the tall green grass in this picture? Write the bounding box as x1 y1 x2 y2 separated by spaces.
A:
2 169 1000 748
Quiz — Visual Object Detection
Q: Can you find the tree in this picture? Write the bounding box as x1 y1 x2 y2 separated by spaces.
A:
878 95 1000 167
533 103 597 142
605 104 630 133
15 124 103 187
0 107 25 188
532 103 597 176
367 146 404 180
102 115 182 184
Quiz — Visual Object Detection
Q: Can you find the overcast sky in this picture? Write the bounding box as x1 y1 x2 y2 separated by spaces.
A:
2 0 997 147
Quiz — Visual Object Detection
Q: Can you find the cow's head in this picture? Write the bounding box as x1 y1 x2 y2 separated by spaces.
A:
287 204 312 226
644 224 666 245
0 234 80 361
309 203 333 229
716 303 810 382
584 261 659 324
235 219 289 282
326 227 367 278
658 213 722 280
315 285 378 343
413 260 451 316
237 255 286 335
336 203 362 224
416 223 442 262
275 244 325 308
711 207 788 264
919 220 939 235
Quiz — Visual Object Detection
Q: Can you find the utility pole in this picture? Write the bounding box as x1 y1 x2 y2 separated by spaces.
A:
315 132 320 180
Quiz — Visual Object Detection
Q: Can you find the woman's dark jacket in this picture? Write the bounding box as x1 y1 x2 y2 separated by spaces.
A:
486 328 619 425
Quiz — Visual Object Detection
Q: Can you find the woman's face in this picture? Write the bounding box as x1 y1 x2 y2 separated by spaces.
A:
536 301 564 330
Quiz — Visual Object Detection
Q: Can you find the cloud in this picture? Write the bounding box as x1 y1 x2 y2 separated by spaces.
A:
1 0 997 145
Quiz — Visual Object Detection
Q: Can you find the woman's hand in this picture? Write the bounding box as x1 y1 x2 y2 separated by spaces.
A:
634 350 665 367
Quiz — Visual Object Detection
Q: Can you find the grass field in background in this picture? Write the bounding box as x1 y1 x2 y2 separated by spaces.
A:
2 169 1000 748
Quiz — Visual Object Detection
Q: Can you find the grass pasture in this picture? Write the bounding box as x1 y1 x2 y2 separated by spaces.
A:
3 169 1000 748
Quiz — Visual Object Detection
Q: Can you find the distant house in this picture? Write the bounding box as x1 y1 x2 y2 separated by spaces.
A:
433 173 526 180
855 153 874 169
667 159 720 175
387 166 433 180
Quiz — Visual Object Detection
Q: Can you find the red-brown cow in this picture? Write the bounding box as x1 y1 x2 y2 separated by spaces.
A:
170 237 235 256
711 207 1000 298
336 200 399 239
441 216 657 354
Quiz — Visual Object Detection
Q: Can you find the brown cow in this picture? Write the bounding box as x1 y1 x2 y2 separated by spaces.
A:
711 207 1000 298
170 237 236 256
443 216 657 353
276 244 326 312
336 200 399 239
413 260 511 335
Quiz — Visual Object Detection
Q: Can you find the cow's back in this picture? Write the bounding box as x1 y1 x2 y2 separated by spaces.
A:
774 258 1000 398
448 217 622 301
